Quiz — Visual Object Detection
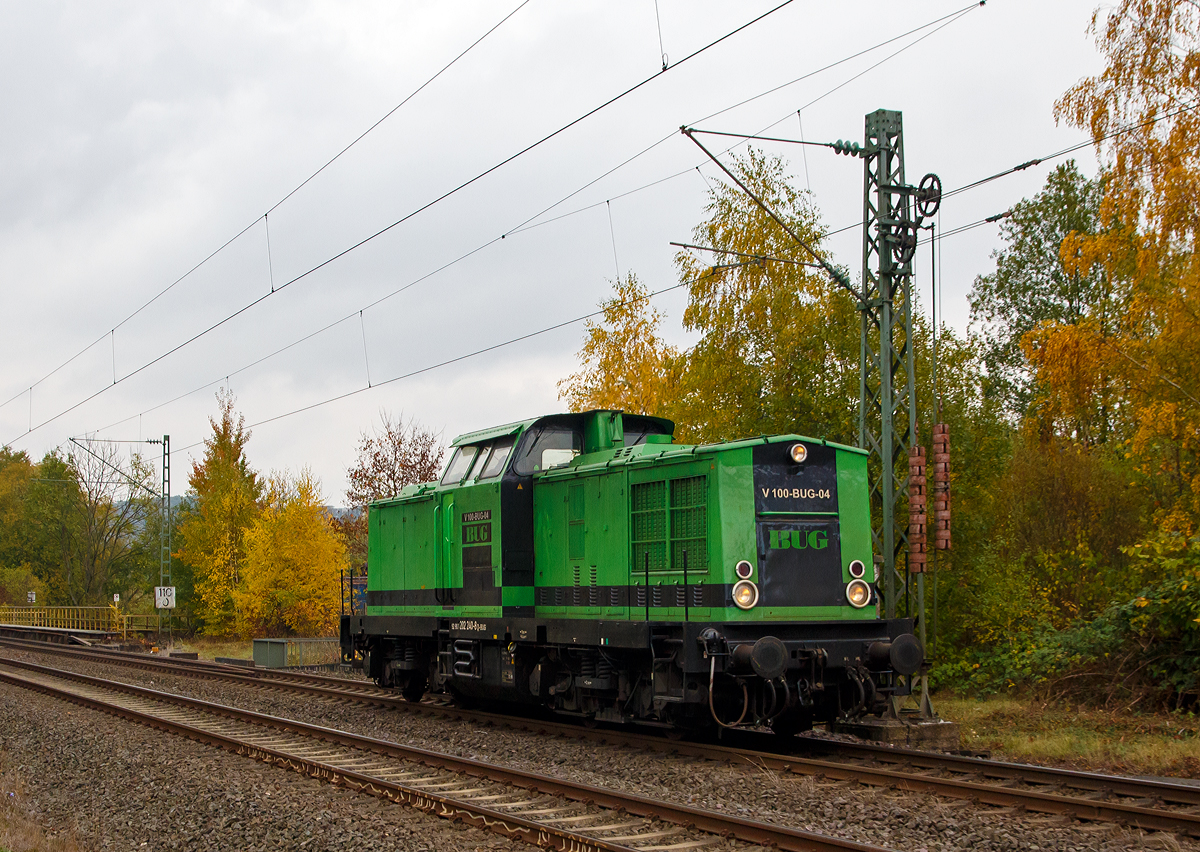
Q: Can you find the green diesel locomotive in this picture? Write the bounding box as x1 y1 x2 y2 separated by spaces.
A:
340 409 922 732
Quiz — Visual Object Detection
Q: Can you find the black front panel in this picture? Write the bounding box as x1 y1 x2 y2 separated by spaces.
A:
500 475 535 587
752 442 838 514
756 519 844 607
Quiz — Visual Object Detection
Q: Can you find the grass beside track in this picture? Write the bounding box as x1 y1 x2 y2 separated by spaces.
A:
937 693 1200 778
161 637 254 662
0 771 79 852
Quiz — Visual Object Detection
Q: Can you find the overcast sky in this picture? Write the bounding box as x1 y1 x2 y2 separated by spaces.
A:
0 0 1106 504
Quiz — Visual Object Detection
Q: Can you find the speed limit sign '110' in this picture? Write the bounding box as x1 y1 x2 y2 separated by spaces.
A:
155 587 176 610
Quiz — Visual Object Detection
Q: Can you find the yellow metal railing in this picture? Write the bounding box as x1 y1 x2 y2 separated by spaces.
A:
0 605 158 638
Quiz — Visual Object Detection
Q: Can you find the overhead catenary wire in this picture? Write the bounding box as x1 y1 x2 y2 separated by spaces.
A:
80 5 988 442
265 212 276 293
51 0 973 443
358 311 372 389
691 2 983 130
85 164 748 440
67 437 159 499
669 241 821 269
71 3 989 447
503 1 983 242
90 183 1012 457
68 437 154 443
168 270 715 456
12 0 799 446
1 0 534 415
653 0 668 70
510 18 1182 259
938 101 1197 201
93 201 1005 445
796 5 974 115
681 129 838 150
806 101 1192 244
607 200 621 279
797 110 812 193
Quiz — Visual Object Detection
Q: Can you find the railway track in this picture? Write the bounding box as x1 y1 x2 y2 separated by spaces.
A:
0 657 886 852
3 636 1199 839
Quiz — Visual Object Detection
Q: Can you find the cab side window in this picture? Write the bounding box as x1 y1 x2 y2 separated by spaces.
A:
623 418 670 446
440 445 480 485
479 437 514 479
512 426 582 476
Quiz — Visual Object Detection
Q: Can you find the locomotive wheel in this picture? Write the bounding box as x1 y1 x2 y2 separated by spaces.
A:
449 688 478 710
401 673 428 703
770 710 812 737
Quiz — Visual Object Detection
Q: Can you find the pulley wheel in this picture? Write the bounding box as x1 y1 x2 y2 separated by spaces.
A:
893 224 918 266
917 173 942 218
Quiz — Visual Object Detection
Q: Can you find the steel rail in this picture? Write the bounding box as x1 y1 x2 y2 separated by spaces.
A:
774 735 1200 809
6 637 1200 835
0 636 391 697
0 659 890 852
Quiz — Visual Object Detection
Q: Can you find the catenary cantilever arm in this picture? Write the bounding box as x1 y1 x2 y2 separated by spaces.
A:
681 126 859 302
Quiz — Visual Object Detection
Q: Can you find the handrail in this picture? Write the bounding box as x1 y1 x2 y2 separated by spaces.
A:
0 605 158 638
433 504 444 604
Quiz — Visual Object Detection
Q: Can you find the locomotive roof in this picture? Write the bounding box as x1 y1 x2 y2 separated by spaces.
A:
450 410 675 447
530 433 866 481
449 419 533 447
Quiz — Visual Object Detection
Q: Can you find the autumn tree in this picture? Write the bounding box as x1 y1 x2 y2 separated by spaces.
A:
673 149 860 445
235 470 346 638
969 162 1112 424
0 443 157 607
0 447 45 605
340 412 443 565
345 412 443 505
61 442 157 606
558 273 682 417
1031 0 1200 530
175 390 262 635
21 452 82 604
957 159 1155 631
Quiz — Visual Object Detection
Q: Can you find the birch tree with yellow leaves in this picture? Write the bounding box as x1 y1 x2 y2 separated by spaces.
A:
236 471 346 638
558 272 681 419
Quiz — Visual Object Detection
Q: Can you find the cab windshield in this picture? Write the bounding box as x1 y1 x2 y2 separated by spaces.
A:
441 437 517 485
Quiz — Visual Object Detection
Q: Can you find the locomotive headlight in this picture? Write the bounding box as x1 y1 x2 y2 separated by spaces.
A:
846 579 871 608
732 580 760 610
788 443 808 464
848 559 866 578
735 559 754 579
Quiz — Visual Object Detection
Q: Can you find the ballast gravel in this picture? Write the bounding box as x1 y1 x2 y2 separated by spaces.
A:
0 678 521 852
1 647 1192 852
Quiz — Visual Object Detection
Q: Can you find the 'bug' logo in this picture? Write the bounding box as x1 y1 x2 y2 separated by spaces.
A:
769 529 828 550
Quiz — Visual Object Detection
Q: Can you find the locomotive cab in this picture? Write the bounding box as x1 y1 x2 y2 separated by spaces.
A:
342 409 922 732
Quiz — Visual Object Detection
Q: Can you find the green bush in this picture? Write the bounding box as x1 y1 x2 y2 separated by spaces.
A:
933 534 1200 709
